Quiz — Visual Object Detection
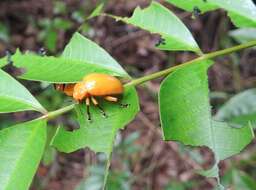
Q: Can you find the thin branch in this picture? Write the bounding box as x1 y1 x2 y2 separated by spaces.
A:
36 41 256 122
37 104 76 121
124 40 256 87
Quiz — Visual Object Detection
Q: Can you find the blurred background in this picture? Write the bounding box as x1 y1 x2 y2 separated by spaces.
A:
0 0 255 190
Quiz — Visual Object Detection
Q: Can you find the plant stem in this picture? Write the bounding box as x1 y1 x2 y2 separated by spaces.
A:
102 133 116 190
38 40 256 121
124 40 256 87
39 104 76 121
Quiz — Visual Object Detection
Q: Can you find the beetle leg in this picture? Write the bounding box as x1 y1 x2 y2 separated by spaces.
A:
62 84 66 91
85 97 91 121
104 96 129 108
91 97 107 118
104 96 118 102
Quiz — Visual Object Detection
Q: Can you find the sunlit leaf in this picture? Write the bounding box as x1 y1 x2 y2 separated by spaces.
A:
166 0 256 27
0 69 46 113
0 119 47 190
110 1 201 53
62 32 129 78
0 49 127 83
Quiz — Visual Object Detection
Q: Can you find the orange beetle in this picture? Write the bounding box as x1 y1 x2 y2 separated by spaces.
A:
54 84 75 97
54 73 126 120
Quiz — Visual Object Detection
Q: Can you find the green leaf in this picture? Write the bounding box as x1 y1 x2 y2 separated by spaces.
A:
166 0 218 13
0 69 46 113
0 119 47 190
215 0 256 27
159 61 254 184
0 22 10 42
42 125 57 166
52 32 139 154
112 1 201 53
159 60 213 145
220 169 256 190
62 32 129 78
4 49 126 83
215 89 256 128
197 164 219 178
53 18 73 30
52 123 116 154
231 170 256 190
211 121 253 160
0 56 8 68
165 180 195 190
229 28 256 44
60 32 134 189
87 3 104 19
75 166 104 190
51 86 139 154
166 0 256 27
44 28 58 52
